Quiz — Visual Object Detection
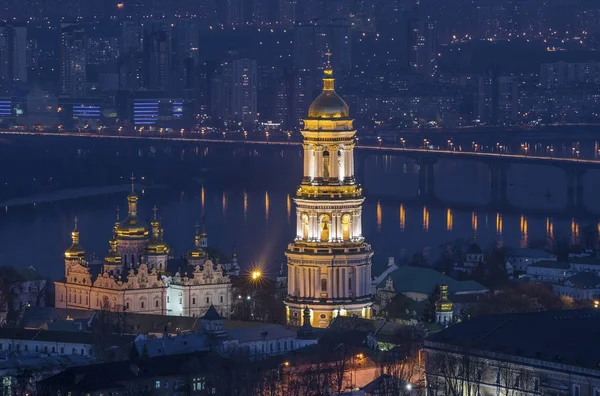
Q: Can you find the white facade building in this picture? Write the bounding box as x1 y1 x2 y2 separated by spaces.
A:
55 187 234 318
508 248 557 272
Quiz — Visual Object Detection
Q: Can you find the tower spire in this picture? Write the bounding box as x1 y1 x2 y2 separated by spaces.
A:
130 172 135 192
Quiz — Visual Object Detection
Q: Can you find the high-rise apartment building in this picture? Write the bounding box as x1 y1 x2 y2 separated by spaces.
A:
60 24 87 97
213 55 257 125
410 18 437 79
142 21 172 91
0 24 27 85
293 19 351 79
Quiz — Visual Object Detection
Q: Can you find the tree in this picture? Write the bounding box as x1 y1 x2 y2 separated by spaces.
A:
128 342 140 361
421 285 440 323
375 351 423 395
426 349 484 396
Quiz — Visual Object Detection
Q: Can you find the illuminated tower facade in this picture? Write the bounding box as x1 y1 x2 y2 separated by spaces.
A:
285 56 373 328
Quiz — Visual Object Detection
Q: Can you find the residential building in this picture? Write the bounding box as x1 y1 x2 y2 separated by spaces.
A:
527 260 573 282
553 272 600 301
60 23 87 98
507 248 557 272
0 23 27 84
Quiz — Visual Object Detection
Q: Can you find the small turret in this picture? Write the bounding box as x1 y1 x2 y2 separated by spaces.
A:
188 221 207 265
199 215 208 248
65 217 86 261
297 306 316 339
435 284 453 326
145 206 169 272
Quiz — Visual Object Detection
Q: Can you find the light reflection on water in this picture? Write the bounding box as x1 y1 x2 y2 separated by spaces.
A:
2 150 600 280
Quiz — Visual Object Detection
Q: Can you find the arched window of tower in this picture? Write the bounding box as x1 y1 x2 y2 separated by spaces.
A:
319 215 331 242
323 150 330 180
301 214 309 240
342 214 352 241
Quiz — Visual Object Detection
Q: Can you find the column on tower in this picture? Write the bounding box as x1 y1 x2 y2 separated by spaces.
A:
344 148 352 181
296 212 302 239
313 267 321 299
302 144 311 182
288 264 293 295
329 146 339 183
327 267 333 299
299 266 305 297
349 148 355 178
305 268 311 297
314 148 323 182
354 267 360 297
342 267 350 298
332 267 338 299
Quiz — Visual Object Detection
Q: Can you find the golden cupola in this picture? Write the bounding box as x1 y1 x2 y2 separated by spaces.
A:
116 182 149 240
145 207 170 255
188 221 207 259
65 217 86 260
307 61 349 120
104 238 122 266
436 284 453 313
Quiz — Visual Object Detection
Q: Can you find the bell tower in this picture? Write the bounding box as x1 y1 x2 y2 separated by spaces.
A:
285 54 373 328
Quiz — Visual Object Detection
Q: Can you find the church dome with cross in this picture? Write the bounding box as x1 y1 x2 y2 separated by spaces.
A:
307 52 349 120
116 176 149 240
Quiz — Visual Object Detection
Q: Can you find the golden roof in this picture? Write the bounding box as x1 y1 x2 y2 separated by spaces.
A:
116 190 149 240
307 68 349 119
436 285 453 312
146 215 170 255
65 217 86 259
188 222 207 259
104 239 121 265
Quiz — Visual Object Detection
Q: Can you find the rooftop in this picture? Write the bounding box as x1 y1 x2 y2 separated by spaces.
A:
427 309 600 371
528 260 571 270
0 328 132 346
560 272 600 289
509 248 556 259
378 265 488 295
0 266 45 283
38 351 221 392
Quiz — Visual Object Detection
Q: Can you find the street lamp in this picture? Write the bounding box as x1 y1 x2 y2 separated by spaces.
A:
251 270 262 281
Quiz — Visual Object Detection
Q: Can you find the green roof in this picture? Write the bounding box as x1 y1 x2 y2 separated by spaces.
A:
378 265 487 295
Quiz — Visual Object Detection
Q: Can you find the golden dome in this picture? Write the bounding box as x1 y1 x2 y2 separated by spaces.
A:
104 239 122 265
188 222 207 259
435 285 453 312
116 190 149 240
146 213 170 255
65 217 86 260
307 68 349 119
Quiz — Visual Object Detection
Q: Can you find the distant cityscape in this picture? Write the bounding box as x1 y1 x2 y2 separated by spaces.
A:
1 0 600 134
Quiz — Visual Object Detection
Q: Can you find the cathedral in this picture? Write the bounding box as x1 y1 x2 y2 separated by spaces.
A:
55 185 238 317
285 56 374 328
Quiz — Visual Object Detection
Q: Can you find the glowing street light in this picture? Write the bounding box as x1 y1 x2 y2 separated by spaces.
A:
251 270 262 280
